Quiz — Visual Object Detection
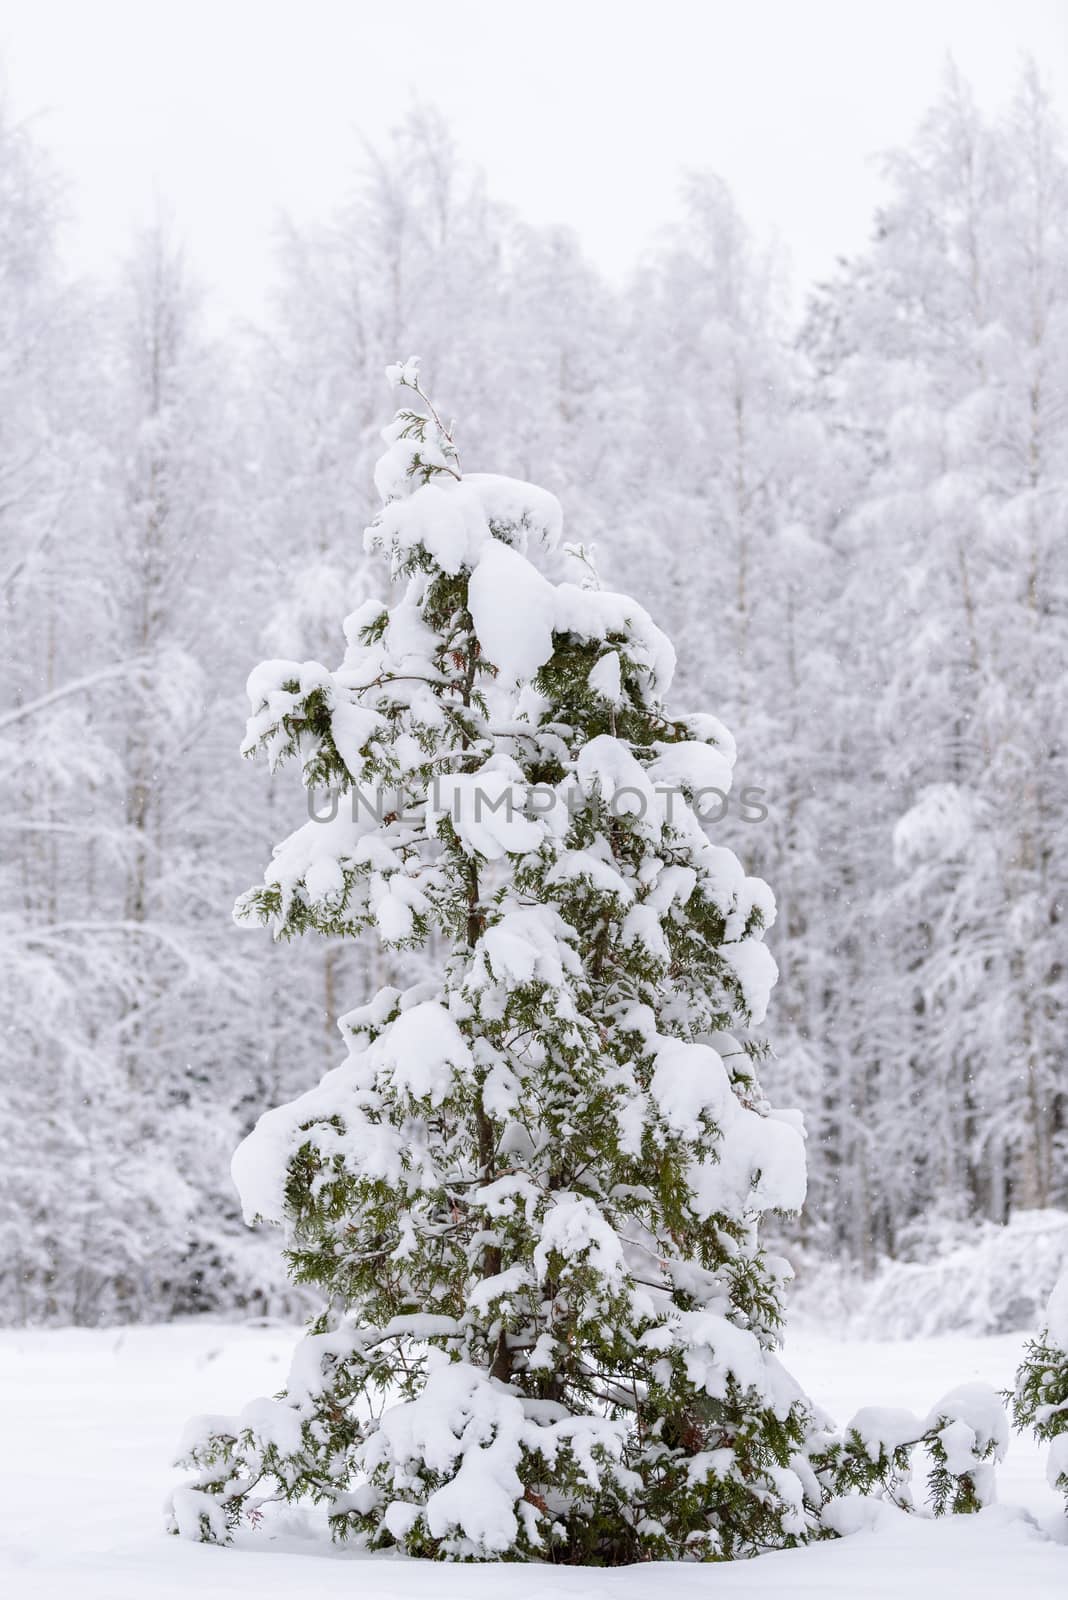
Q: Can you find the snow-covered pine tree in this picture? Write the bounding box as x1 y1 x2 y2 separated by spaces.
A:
171 362 825 1562
1013 1264 1068 1514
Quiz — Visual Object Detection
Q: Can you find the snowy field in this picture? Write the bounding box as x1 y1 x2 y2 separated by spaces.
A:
2 1321 1064 1599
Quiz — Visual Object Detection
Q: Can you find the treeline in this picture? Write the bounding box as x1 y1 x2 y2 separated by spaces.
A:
1 65 1065 1323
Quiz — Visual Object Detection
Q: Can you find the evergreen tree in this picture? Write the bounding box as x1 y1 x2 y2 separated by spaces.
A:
171 362 825 1562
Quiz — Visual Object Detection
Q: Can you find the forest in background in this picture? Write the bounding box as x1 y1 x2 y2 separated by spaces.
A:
2 60 1065 1326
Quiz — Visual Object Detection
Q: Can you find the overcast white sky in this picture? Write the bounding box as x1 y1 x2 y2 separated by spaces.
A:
3 0 1067 320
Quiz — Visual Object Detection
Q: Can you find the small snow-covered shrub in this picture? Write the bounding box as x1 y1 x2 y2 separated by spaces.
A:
1012 1262 1068 1514
923 1384 1008 1514
814 1383 1007 1516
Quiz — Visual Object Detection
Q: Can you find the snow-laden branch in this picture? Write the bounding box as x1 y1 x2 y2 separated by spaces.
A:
0 657 149 733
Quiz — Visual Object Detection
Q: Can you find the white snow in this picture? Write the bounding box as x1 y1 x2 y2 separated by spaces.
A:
925 1382 1010 1462
696 1105 808 1216
465 536 674 696
1049 1436 1068 1491
473 905 580 991
1045 1261 1068 1349
576 734 659 819
461 472 564 552
255 806 376 922
230 1000 479 1221
555 584 676 694
2 1322 1064 1598
362 1354 532 1556
385 357 422 390
367 1000 475 1107
719 936 779 1026
432 767 544 859
242 658 333 764
533 1192 625 1283
588 649 623 703
847 1405 924 1458
647 739 735 805
792 1210 1068 1340
649 1036 731 1138
467 536 558 685
367 471 560 581
892 782 978 868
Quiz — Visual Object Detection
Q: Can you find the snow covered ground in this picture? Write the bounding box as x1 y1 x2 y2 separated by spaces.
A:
1 1321 1064 1599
